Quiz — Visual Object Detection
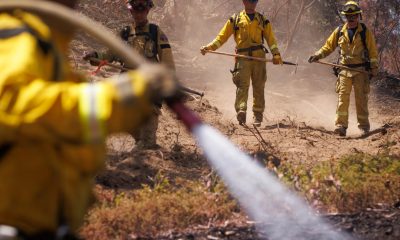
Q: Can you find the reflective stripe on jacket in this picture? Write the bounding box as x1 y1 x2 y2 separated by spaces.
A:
0 12 152 234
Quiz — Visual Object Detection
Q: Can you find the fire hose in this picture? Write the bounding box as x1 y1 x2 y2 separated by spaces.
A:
87 58 204 97
0 3 352 237
0 0 202 131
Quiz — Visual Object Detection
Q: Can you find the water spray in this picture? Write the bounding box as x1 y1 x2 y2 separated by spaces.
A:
0 1 349 239
165 102 349 239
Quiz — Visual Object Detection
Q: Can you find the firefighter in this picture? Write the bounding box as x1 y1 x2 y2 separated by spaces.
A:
308 1 378 136
84 0 175 149
0 0 178 239
200 0 283 127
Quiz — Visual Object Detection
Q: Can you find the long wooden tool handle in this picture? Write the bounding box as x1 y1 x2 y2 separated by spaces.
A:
204 50 298 66
316 60 369 74
88 58 205 97
205 50 272 62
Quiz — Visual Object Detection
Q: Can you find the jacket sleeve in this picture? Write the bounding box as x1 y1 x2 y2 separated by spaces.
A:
157 28 175 71
315 28 340 58
263 20 280 55
0 70 153 145
366 28 379 68
206 19 234 50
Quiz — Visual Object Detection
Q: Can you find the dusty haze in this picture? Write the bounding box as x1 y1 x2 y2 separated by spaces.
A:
75 0 383 134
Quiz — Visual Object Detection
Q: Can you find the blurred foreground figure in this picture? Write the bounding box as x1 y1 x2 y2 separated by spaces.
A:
84 0 175 149
0 0 177 239
308 1 378 137
200 0 282 127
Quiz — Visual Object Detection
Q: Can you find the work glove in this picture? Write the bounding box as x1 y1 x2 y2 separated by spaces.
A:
370 68 378 77
83 51 99 66
200 46 211 55
273 54 283 65
136 63 181 105
308 55 321 63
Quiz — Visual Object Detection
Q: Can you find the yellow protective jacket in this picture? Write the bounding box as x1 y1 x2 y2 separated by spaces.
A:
0 11 153 234
206 10 280 58
99 22 175 71
315 22 378 76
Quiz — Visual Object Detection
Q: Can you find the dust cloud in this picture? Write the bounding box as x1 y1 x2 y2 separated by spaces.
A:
150 1 380 134
78 0 380 134
150 1 338 129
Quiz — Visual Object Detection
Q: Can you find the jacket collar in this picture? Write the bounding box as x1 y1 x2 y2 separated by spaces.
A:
240 10 263 23
342 22 363 32
341 22 363 40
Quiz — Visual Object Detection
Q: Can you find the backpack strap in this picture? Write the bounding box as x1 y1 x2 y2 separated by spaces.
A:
335 23 371 71
259 13 270 45
336 25 344 64
336 24 369 60
336 23 368 51
0 26 52 55
360 23 367 49
336 25 344 45
0 27 32 39
148 23 159 57
360 23 370 68
119 24 159 61
230 13 240 37
120 25 131 41
0 24 61 81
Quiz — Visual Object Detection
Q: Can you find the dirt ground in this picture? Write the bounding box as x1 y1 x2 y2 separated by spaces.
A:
76 31 400 240
72 2 400 239
93 62 400 239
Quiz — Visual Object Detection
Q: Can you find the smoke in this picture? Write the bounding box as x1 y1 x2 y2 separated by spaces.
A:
194 124 350 240
158 0 381 133
150 1 341 129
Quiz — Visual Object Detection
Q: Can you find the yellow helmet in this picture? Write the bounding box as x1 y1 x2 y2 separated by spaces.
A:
341 1 362 15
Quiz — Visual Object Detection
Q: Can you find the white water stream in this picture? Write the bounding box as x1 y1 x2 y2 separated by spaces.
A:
193 124 350 240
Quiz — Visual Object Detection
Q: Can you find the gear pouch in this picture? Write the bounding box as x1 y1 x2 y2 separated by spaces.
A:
231 61 241 87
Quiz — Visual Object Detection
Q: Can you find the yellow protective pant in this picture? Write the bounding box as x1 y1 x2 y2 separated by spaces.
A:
232 59 267 114
133 107 160 147
335 73 370 129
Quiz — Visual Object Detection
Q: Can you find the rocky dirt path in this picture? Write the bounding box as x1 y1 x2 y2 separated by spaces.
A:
98 87 399 239
77 45 399 238
71 10 400 237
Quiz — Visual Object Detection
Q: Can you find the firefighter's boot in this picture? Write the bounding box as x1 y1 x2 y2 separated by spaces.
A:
358 127 370 136
334 126 347 137
237 111 246 125
253 112 263 127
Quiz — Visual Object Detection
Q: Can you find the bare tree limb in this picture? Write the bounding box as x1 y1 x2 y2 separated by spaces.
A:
284 0 306 53
305 0 317 10
271 0 290 22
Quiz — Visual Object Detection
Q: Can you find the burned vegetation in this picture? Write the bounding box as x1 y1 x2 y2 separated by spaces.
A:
72 0 400 239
